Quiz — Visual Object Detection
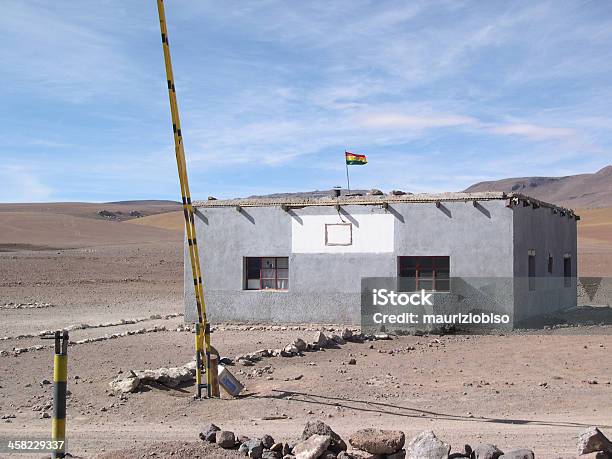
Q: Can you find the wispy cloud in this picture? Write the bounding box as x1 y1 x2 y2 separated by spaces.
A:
1 0 611 201
487 123 576 140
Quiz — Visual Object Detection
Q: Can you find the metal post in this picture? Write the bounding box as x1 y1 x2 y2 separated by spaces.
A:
345 151 351 193
42 331 68 458
156 0 213 399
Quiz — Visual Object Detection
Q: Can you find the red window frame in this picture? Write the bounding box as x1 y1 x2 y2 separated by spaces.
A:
397 256 450 291
245 257 288 290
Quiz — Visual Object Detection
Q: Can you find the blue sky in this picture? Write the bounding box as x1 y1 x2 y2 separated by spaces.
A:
1 0 611 202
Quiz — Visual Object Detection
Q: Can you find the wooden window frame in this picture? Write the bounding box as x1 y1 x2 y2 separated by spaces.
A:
397 256 450 292
245 257 289 291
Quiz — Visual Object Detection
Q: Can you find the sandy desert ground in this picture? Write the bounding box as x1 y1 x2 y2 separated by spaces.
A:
0 203 610 458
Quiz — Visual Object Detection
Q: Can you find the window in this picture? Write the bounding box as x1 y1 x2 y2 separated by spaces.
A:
563 254 572 287
547 254 553 274
528 249 536 291
398 256 449 291
245 257 288 290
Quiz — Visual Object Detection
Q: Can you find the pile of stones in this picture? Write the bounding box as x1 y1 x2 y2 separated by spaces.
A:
199 420 612 459
235 329 382 366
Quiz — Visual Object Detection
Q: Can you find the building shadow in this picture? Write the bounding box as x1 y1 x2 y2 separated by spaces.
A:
473 202 491 218
437 203 452 218
386 205 405 223
249 389 610 430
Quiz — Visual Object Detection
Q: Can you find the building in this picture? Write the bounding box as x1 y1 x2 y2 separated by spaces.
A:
184 192 578 329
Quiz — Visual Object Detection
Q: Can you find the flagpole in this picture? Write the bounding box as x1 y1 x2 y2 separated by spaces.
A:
345 150 351 192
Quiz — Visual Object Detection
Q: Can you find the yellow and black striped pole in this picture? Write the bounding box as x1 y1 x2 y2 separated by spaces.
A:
42 331 68 457
156 0 213 398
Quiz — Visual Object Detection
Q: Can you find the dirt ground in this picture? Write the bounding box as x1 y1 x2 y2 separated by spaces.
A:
0 204 611 458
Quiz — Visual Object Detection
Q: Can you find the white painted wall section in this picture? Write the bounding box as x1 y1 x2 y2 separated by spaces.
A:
292 214 394 253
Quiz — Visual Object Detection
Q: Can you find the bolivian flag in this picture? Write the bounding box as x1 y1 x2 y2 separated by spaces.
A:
345 151 367 165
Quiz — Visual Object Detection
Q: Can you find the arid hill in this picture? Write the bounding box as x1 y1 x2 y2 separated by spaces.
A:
464 165 612 209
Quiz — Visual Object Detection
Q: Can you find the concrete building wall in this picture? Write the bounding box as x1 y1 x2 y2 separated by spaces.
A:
185 200 516 324
512 203 578 325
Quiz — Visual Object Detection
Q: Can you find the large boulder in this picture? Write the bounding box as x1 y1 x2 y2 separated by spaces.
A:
472 443 504 459
244 438 264 458
579 427 612 455
261 434 275 449
349 428 405 455
302 420 347 453
293 338 308 352
109 374 140 394
405 431 450 459
283 344 300 356
313 332 329 348
499 449 534 459
199 423 220 442
135 366 194 388
292 434 332 459
216 430 235 449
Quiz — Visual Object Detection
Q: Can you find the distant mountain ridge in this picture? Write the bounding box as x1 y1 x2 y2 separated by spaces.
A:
464 165 612 208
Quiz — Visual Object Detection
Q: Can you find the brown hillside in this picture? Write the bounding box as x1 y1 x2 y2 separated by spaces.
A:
464 165 612 208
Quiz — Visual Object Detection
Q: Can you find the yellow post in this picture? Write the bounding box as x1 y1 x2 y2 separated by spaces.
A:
44 330 68 458
156 0 213 398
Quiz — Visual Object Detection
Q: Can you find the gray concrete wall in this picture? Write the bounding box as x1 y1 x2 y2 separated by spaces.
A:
185 200 515 324
512 203 578 325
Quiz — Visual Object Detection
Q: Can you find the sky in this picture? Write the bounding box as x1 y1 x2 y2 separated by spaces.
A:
1 0 611 202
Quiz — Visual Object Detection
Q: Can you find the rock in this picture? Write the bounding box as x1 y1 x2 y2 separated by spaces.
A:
472 443 504 459
301 420 348 453
349 428 405 455
320 451 337 459
337 452 353 459
374 333 391 340
499 449 534 459
216 430 236 448
262 434 275 449
331 334 346 345
109 374 140 394
262 451 282 459
314 332 329 348
579 452 612 459
387 450 406 459
245 438 264 458
239 442 249 455
283 344 300 355
341 328 353 340
579 427 612 455
293 339 307 352
283 443 292 455
270 443 283 452
293 434 332 459
405 431 450 459
348 358 357 365
134 366 194 388
199 423 220 442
